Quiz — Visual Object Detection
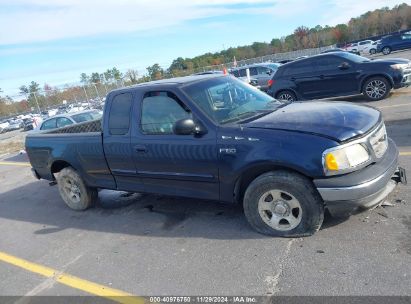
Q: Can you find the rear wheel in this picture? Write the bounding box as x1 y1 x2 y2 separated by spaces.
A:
362 77 390 101
382 46 391 55
369 49 376 55
276 90 297 103
243 171 324 237
57 167 97 210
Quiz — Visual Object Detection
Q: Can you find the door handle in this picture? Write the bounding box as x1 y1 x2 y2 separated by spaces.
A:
290 77 296 81
134 145 147 153
319 75 325 79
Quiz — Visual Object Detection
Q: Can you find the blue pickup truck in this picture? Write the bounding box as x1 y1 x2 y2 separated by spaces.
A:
25 75 407 237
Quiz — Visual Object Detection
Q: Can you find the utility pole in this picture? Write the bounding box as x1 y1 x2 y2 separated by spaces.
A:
83 85 89 104
32 92 41 114
93 83 102 103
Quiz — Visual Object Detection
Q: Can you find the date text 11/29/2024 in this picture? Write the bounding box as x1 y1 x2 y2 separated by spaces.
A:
149 296 257 303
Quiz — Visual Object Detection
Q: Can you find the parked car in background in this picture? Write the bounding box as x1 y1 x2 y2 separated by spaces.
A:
377 33 411 55
35 110 102 131
267 52 411 102
230 62 282 91
363 40 379 55
356 40 375 53
22 118 35 131
5 119 23 132
0 120 9 133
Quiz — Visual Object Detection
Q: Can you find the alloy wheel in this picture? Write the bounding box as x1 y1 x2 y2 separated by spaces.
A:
365 80 387 100
258 189 302 231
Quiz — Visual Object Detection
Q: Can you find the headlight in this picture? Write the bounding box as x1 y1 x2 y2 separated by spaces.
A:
323 144 370 174
390 63 409 70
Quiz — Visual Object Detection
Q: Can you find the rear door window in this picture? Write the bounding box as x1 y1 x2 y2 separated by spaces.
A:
108 92 133 135
56 117 73 128
41 118 57 130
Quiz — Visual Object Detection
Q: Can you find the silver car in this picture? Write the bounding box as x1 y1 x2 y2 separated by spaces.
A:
36 110 102 131
230 62 282 91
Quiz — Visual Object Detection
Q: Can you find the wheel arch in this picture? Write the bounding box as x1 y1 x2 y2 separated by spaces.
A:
233 162 311 204
360 74 394 91
50 160 74 178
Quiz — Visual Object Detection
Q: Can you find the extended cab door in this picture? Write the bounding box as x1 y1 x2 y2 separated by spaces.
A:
131 90 219 200
103 91 144 191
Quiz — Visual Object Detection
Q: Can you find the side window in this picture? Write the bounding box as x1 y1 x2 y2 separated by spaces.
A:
239 69 247 77
249 67 258 76
288 61 313 74
56 117 73 128
41 118 57 130
141 92 191 135
314 57 345 71
257 66 270 75
108 92 133 135
231 70 240 77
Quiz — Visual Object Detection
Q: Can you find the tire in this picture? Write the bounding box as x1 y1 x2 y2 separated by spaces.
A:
243 171 324 237
362 76 391 101
276 90 297 103
382 46 391 55
370 49 376 55
57 167 97 210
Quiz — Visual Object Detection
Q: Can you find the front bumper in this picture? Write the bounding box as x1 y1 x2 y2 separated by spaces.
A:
314 139 406 215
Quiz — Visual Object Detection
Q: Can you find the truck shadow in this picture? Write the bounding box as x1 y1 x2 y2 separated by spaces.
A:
0 180 348 239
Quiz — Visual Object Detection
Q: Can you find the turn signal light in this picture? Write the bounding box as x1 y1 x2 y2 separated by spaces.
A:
325 153 339 171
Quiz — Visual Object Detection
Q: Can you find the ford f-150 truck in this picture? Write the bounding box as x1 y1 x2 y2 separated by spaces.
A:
25 74 407 237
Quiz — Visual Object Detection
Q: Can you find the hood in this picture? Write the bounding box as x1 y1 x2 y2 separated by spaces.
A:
369 58 410 65
243 101 381 143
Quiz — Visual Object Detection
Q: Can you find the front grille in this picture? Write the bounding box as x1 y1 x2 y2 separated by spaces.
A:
369 123 388 158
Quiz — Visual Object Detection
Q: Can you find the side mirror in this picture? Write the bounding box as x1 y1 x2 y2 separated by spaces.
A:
266 70 272 75
338 62 350 70
173 118 206 136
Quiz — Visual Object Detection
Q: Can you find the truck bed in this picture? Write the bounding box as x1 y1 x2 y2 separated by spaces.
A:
25 119 115 189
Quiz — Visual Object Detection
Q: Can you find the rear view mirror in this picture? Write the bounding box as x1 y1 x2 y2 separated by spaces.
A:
266 70 272 75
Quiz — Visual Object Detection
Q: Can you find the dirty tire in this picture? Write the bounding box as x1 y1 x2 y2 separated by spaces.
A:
57 167 97 211
243 171 324 237
362 76 390 101
276 90 297 103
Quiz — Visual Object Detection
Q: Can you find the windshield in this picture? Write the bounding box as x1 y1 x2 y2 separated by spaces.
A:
71 111 102 123
183 76 281 124
338 52 370 63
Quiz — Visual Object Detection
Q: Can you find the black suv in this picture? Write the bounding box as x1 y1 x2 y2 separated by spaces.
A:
267 52 411 102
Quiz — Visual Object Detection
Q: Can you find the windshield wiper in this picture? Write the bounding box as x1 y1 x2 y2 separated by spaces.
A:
220 111 259 124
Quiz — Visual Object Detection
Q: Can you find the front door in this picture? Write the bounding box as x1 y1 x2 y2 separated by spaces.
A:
310 56 359 97
131 90 219 200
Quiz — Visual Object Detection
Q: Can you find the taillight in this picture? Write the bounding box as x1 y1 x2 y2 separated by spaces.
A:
268 79 274 87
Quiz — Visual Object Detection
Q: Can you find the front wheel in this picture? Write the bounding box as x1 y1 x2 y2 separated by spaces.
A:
276 90 297 103
243 171 324 237
382 46 391 55
369 49 376 55
57 167 97 210
362 77 390 101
